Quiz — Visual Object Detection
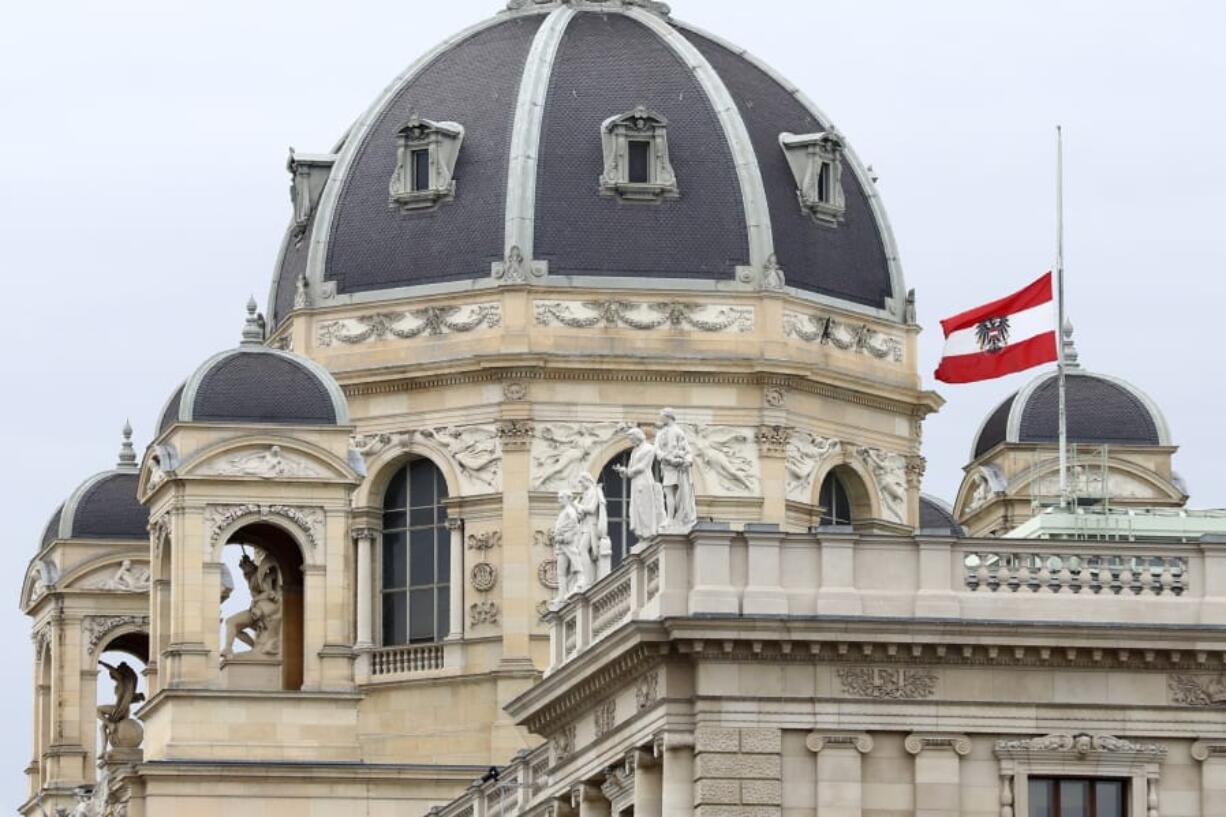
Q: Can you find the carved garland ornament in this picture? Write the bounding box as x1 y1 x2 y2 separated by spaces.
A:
315 304 501 347
837 666 937 700
84 615 149 656
783 310 904 363
534 300 753 334
205 504 324 551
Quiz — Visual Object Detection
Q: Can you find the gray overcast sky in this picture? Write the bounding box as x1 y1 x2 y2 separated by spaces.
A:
1 0 1223 804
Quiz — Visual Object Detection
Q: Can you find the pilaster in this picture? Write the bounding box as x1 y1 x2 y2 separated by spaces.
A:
905 733 971 817
806 731 873 817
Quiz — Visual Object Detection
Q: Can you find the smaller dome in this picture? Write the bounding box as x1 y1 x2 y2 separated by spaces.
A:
159 300 349 435
40 424 149 549
970 327 1170 460
919 495 965 537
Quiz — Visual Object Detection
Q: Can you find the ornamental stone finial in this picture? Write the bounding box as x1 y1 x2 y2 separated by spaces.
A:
241 296 265 345
1062 317 1080 369
117 421 138 470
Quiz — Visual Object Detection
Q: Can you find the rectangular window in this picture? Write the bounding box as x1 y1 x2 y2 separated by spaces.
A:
628 140 651 184
411 148 431 191
817 161 832 203
1028 779 1125 817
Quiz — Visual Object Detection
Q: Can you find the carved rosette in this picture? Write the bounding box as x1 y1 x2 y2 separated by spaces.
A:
763 386 787 408
503 382 528 401
470 563 498 593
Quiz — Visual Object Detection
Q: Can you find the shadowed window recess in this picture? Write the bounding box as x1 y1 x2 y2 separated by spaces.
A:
382 459 451 645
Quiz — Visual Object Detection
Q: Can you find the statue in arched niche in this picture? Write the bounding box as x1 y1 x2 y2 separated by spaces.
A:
97 660 144 754
221 552 282 658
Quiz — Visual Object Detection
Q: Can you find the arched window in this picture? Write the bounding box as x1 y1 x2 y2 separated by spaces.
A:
600 452 637 571
819 471 853 527
382 459 450 645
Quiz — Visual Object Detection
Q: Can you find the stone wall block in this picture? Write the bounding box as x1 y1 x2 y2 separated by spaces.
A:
695 807 780 817
740 728 783 754
696 753 781 780
741 780 783 805
695 779 740 805
695 727 741 754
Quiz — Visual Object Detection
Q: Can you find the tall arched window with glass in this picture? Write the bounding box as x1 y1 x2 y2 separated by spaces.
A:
600 452 637 571
381 459 450 645
819 472 854 527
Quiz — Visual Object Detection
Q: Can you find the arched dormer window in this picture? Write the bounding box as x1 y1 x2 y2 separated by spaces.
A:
599 452 638 571
381 459 450 645
819 471 853 527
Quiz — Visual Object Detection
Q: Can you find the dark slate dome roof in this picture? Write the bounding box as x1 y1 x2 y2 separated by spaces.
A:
40 427 149 548
971 370 1170 460
269 0 904 326
919 495 965 537
159 302 350 434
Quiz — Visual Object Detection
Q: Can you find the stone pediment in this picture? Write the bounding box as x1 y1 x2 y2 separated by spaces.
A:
176 439 357 484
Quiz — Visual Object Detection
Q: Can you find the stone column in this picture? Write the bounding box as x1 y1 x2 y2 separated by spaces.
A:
497 418 535 669
632 747 663 817
353 528 376 650
446 518 465 641
573 782 611 817
807 732 873 817
905 733 971 817
1192 742 1226 817
658 732 695 817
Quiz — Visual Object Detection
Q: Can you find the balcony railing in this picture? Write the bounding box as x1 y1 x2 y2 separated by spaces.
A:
370 642 446 676
546 522 1226 671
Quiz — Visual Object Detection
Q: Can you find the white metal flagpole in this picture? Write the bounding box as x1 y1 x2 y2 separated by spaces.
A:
1056 126 1069 508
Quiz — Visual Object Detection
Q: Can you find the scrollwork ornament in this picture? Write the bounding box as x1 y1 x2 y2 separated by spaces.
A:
837 666 936 700
470 601 500 627
84 615 149 656
467 531 502 551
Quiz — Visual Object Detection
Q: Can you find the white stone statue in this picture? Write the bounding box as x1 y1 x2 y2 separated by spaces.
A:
552 491 586 602
654 408 697 532
614 427 665 540
574 473 610 581
221 553 282 658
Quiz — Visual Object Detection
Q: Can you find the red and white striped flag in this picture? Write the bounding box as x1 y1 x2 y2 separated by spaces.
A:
934 272 1058 384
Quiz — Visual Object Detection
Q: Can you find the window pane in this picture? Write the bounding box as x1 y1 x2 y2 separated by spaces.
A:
1095 781 1124 817
409 459 437 505
382 532 407 589
382 510 407 532
1059 780 1089 817
1028 779 1052 817
410 529 435 586
384 467 407 511
409 589 435 642
437 585 450 638
628 141 651 184
412 149 430 191
409 505 436 527
436 530 451 583
382 592 406 646
817 161 831 202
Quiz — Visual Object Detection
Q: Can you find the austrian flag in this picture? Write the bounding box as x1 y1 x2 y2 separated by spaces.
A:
934 272 1058 384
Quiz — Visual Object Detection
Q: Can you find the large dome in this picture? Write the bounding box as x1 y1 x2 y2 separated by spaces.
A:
269 0 904 327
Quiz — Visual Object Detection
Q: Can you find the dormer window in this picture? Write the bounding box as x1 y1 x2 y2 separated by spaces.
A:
599 106 679 202
287 150 336 241
389 115 465 212
780 130 846 226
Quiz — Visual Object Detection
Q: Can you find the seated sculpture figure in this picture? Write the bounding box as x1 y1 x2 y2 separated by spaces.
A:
221 552 282 658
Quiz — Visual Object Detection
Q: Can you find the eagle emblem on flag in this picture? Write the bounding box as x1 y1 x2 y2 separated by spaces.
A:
975 316 1010 353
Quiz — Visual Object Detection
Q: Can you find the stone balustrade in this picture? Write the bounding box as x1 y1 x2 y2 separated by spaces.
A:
546 522 1226 670
369 643 447 677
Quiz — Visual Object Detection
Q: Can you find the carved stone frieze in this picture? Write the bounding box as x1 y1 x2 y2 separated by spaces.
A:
84 615 149 656
783 310 904 363
315 303 501 347
470 601 500 627
906 455 927 491
635 671 659 710
534 300 753 333
531 422 631 491
995 733 1167 758
197 446 325 480
837 666 936 700
681 424 759 495
350 432 400 459
470 563 498 593
1168 674 1226 706
420 425 501 492
785 432 841 501
856 446 908 523
593 700 616 738
205 504 323 551
81 561 151 593
553 723 576 762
